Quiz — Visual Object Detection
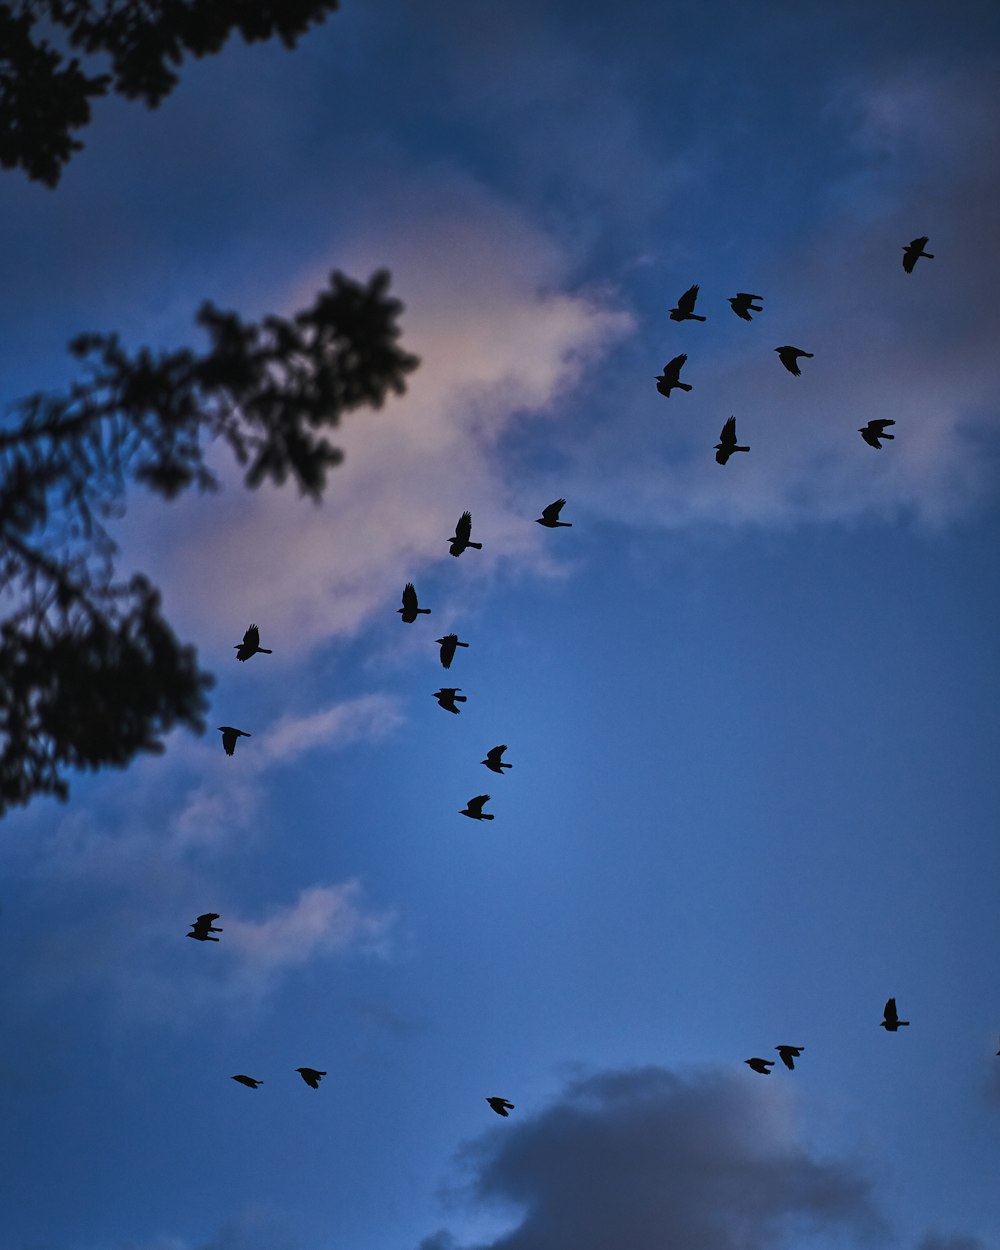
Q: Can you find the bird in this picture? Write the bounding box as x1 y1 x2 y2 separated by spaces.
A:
775 1045 804 1070
218 726 251 756
880 998 909 1031
728 292 763 321
398 582 431 622
433 687 467 714
231 1075 262 1089
448 510 483 557
296 1067 326 1088
436 634 470 669
187 913 222 942
233 623 272 661
902 236 934 273
461 794 494 821
482 745 512 775
858 419 895 449
654 354 692 397
669 284 706 322
744 1058 775 1074
775 345 813 375
536 499 572 527
487 1097 514 1116
715 416 749 465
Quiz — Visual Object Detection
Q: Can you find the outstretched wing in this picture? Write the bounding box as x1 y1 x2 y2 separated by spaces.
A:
455 511 473 544
468 794 490 814
871 419 895 433
678 284 699 314
542 499 566 523
664 353 687 379
719 416 737 447
402 582 418 612
243 624 260 648
487 746 507 763
196 913 220 925
883 997 898 1024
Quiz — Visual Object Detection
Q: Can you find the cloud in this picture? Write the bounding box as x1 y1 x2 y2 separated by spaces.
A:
116 166 632 656
256 693 403 765
417 1066 884 1250
225 881 394 976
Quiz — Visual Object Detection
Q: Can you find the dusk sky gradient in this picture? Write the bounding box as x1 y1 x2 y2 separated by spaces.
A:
1 3 999 1249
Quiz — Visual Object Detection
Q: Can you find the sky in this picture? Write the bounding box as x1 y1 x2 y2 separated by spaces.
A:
1 2 999 1248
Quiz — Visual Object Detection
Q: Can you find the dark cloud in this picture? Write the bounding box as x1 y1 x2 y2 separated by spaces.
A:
417 1066 884 1250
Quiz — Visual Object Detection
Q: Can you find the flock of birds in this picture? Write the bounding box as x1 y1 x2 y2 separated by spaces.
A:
188 233 998 1110
656 236 935 460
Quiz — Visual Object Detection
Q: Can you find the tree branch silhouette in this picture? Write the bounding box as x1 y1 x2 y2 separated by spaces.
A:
0 268 419 816
0 0 340 186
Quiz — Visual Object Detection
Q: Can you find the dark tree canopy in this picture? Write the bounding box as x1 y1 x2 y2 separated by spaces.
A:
0 269 418 816
0 0 340 186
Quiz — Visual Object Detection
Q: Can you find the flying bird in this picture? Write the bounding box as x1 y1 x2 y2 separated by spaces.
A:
234 623 272 661
461 794 494 821
715 416 749 465
744 1057 775 1074
536 499 572 527
728 292 763 321
436 633 470 669
669 284 706 322
398 582 431 622
187 913 222 942
654 354 692 398
774 345 814 375
858 419 895 449
487 1097 515 1116
231 1075 262 1089
880 998 909 1031
218 725 251 756
434 687 467 714
775 1045 804 1070
482 745 512 775
296 1067 326 1088
448 510 483 557
902 236 934 273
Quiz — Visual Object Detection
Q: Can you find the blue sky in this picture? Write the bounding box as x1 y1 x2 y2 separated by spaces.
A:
1 2 999 1248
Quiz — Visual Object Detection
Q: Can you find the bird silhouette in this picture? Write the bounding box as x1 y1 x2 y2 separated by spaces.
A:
744 1057 775 1074
436 634 470 669
296 1067 326 1088
858 419 895 449
448 511 483 557
487 1096 515 1116
434 687 466 714
655 354 692 397
728 292 763 321
536 499 572 527
187 913 222 941
234 623 272 661
669 284 706 322
231 1075 262 1088
775 345 813 375
715 416 749 465
902 236 934 273
482 745 512 775
218 726 251 756
775 1045 804 1070
398 582 431 622
880 998 909 1031
461 794 494 821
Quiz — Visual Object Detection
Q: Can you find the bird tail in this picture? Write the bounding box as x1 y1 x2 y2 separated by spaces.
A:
482 814 495 820
677 382 692 391
735 445 750 452
691 314 707 321
418 608 431 614
457 641 470 648
468 542 483 549
924 251 934 258
259 647 273 653
881 433 895 439
557 521 573 526
456 696 467 702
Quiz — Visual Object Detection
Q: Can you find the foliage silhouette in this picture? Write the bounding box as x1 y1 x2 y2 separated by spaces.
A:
0 0 340 187
0 269 418 817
